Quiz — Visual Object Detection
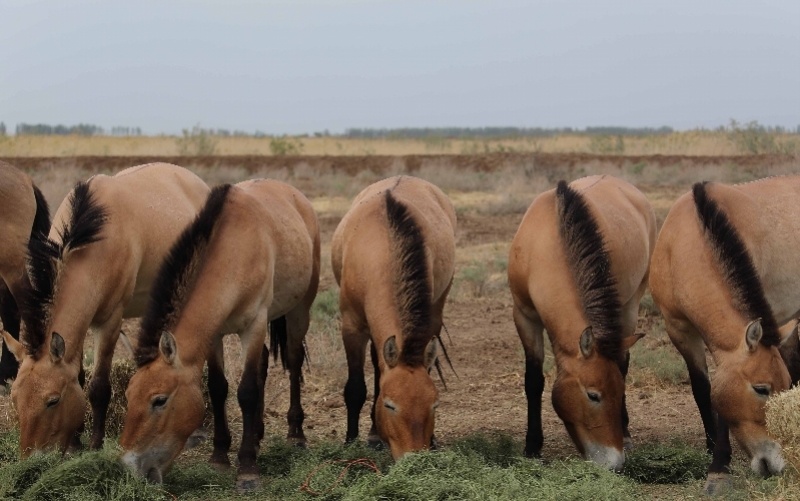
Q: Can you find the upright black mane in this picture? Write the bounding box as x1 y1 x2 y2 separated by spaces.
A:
692 182 780 346
385 189 432 367
135 184 232 366
22 181 106 358
556 180 623 360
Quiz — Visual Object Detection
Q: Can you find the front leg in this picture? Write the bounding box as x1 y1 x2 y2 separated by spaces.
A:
284 306 312 446
0 284 21 385
342 314 368 443
513 306 546 458
207 339 231 467
236 315 269 492
618 351 632 450
87 316 123 449
367 341 382 448
704 416 733 496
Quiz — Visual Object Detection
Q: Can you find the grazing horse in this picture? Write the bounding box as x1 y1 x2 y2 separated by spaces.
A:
1 163 209 456
508 175 655 471
0 161 50 384
331 175 456 459
650 178 799 494
120 180 320 491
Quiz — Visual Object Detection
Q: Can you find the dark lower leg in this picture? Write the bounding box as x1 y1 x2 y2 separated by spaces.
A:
208 354 231 465
687 366 716 454
619 352 631 441
524 357 545 458
708 416 732 474
0 289 20 384
87 370 112 449
286 343 305 443
237 363 265 478
344 370 367 442
368 342 380 441
257 346 269 442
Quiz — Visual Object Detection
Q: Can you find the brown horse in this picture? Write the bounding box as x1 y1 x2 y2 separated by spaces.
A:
508 175 655 471
0 161 50 384
650 179 800 494
120 179 320 491
1 163 209 456
331 175 456 459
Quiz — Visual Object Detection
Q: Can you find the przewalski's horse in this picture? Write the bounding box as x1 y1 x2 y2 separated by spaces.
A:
1 163 209 456
0 161 50 384
331 176 456 459
508 175 655 471
650 178 800 494
120 179 320 491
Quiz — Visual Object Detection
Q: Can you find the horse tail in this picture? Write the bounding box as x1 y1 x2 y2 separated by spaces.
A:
269 316 288 370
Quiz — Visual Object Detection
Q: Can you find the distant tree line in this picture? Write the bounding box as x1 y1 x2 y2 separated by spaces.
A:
342 126 677 139
13 123 144 136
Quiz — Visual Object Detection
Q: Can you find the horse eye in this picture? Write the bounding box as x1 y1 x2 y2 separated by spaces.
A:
753 385 770 397
587 391 601 403
384 401 396 411
46 396 60 408
151 395 169 409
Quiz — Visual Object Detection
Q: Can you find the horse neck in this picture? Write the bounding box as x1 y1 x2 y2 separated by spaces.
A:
363 279 405 349
48 264 105 364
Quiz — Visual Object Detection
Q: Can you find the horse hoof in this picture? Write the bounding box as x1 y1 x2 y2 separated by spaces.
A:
184 429 209 451
704 473 733 496
623 437 634 452
236 474 260 493
209 455 231 471
288 437 307 449
366 435 385 450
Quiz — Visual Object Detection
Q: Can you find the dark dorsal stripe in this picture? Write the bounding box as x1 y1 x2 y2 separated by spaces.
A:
556 180 624 360
22 181 106 358
135 184 232 367
385 189 432 367
692 181 780 346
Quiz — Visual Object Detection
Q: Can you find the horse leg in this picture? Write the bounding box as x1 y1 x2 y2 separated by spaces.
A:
0 282 20 385
665 317 715 453
704 416 734 495
236 315 269 492
87 315 122 449
618 351 633 450
207 338 232 468
257 344 269 445
424 281 451 450
366 341 382 448
513 305 546 459
284 306 311 447
342 313 368 443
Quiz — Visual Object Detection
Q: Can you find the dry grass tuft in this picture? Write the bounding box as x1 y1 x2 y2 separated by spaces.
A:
766 385 800 474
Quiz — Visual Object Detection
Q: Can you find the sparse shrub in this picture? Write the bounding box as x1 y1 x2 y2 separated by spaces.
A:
589 135 625 154
311 287 340 323
624 440 708 484
176 124 217 156
726 120 797 155
457 262 490 297
270 136 304 156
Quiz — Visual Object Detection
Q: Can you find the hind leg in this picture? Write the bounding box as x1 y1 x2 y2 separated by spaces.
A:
513 304 546 459
282 307 310 446
0 282 20 385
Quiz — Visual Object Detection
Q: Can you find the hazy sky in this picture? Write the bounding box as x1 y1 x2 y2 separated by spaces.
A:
1 0 798 134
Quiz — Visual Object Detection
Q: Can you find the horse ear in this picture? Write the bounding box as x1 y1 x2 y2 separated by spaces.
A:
1 330 25 362
423 338 438 369
384 336 399 368
159 331 178 365
745 319 763 352
621 332 645 352
778 320 799 347
579 326 594 358
50 332 65 363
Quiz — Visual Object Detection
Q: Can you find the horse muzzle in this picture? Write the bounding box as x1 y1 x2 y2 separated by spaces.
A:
583 442 625 472
749 440 785 477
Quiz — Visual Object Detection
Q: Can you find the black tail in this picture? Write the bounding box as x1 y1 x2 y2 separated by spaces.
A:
269 316 288 370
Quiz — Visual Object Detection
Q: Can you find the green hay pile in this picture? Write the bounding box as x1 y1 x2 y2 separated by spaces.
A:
766 384 800 474
624 440 709 484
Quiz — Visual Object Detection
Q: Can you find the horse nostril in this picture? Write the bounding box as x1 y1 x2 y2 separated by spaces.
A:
761 457 771 477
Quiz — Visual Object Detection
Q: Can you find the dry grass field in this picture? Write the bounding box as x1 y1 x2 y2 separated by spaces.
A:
1 129 799 157
1 151 800 499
